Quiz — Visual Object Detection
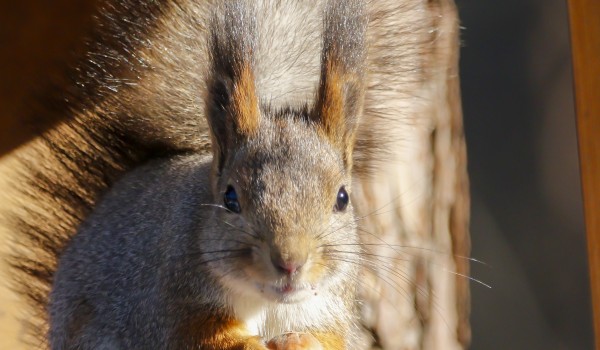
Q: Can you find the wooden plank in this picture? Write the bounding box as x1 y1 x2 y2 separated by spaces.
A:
568 1 600 348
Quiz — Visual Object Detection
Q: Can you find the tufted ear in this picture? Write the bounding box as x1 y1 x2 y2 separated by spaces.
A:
205 1 259 174
312 0 368 170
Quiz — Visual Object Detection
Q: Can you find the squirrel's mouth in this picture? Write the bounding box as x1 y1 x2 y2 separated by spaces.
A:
260 282 316 304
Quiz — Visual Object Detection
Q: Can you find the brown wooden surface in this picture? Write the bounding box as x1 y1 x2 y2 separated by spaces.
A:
568 0 600 348
0 1 99 157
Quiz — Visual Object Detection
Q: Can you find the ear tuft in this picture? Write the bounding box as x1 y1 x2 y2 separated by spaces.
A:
312 0 368 167
205 1 260 172
315 60 346 146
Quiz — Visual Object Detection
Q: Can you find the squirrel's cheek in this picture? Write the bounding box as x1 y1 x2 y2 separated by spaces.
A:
302 253 329 282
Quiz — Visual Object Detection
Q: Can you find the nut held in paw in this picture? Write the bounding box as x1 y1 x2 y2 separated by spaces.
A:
266 332 324 350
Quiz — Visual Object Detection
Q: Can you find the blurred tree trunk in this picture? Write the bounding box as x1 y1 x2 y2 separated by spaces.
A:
354 1 471 349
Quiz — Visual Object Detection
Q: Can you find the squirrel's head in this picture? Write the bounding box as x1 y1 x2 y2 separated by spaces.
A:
203 0 366 304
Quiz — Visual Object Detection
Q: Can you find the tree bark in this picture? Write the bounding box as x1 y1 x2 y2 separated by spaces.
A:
354 1 470 348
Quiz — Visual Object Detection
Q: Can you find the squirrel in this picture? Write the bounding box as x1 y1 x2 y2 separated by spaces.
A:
4 0 466 349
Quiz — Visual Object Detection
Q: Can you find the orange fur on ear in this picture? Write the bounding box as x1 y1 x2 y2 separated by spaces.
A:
311 0 367 167
313 52 365 169
315 59 346 146
231 63 260 137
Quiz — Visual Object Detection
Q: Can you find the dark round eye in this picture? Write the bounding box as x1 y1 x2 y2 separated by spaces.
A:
334 186 349 212
224 185 241 214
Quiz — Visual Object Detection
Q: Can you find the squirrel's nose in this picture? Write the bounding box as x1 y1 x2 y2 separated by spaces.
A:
271 254 304 276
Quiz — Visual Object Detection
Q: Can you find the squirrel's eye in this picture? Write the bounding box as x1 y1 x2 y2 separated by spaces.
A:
224 185 241 214
334 186 349 212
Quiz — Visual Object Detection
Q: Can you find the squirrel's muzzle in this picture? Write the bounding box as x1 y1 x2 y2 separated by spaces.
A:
269 239 310 277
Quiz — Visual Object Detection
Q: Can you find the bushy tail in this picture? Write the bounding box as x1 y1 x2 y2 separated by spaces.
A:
4 1 202 346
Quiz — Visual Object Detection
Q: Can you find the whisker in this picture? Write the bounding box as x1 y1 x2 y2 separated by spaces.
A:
353 177 427 219
356 227 446 262
196 238 260 249
321 242 488 266
185 253 248 267
199 203 230 211
213 217 261 240
312 261 406 316
324 256 416 309
327 246 491 290
190 248 252 255
327 253 453 332
327 253 426 301
441 269 491 289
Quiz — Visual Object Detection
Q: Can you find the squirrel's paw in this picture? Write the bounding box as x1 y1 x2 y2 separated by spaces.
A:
266 332 323 350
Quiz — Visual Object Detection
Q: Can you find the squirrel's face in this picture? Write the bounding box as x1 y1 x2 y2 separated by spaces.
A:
206 114 359 304
203 1 366 304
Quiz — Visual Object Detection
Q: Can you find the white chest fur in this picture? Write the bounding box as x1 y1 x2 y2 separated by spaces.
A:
230 292 341 340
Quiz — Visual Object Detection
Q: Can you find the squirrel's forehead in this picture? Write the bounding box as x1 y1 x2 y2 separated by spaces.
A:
254 112 327 146
234 120 346 187
243 131 342 166
249 144 342 179
232 149 343 200
242 155 341 186
251 168 335 212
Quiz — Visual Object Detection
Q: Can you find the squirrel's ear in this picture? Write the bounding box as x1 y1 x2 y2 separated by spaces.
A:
312 0 367 170
206 65 260 171
205 3 259 173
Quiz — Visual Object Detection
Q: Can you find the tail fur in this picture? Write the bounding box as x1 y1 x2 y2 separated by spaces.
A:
6 1 198 345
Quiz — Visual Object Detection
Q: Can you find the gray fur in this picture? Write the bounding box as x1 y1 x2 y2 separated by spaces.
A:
50 116 359 348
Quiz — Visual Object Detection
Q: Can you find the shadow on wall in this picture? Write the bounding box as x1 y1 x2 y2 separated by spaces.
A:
457 0 593 349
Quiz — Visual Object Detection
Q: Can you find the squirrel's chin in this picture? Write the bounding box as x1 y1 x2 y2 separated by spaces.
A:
233 279 320 304
220 273 324 304
260 284 316 304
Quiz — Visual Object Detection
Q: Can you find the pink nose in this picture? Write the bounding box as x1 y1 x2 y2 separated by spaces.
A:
271 256 303 276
